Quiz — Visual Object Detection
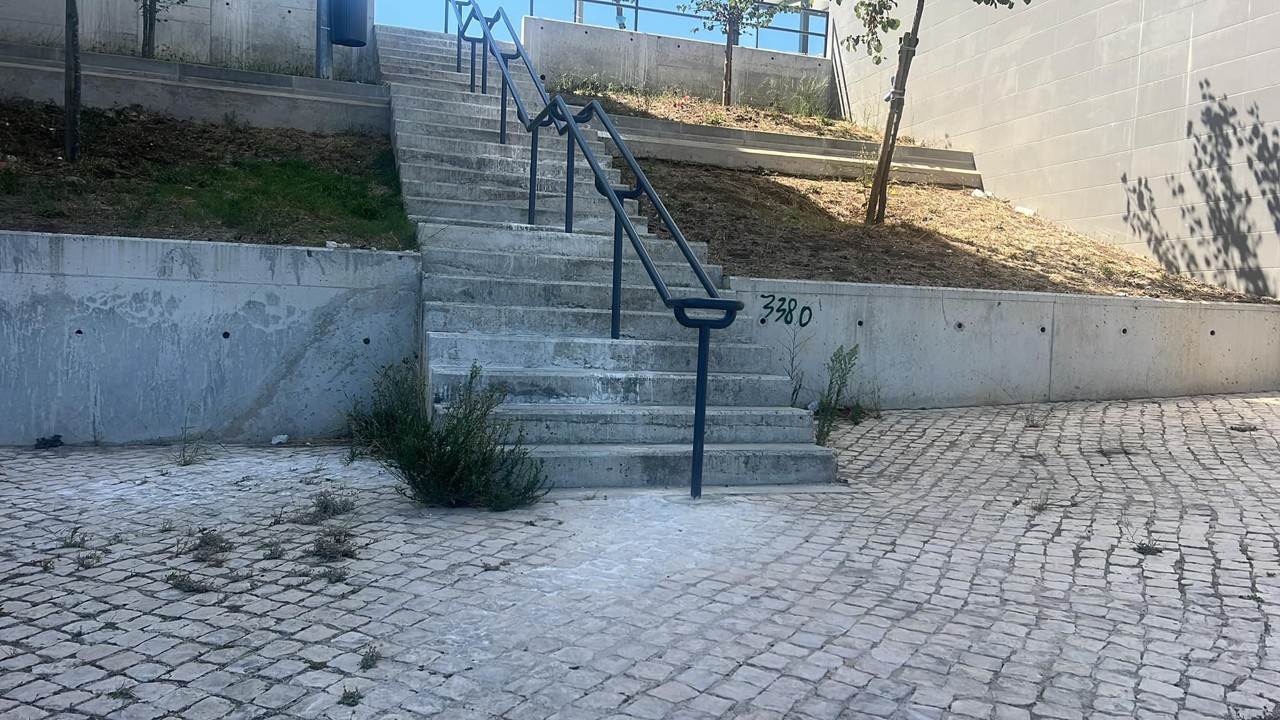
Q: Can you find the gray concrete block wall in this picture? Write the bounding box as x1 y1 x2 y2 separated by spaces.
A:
832 0 1280 296
0 43 391 134
523 17 837 115
0 0 377 81
0 232 420 446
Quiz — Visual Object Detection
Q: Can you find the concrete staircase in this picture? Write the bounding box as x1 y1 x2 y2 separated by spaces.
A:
376 25 836 488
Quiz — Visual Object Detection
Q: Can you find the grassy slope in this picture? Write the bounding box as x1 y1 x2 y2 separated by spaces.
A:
0 101 415 250
638 161 1269 303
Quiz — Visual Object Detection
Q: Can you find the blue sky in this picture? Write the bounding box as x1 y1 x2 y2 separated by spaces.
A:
375 0 827 55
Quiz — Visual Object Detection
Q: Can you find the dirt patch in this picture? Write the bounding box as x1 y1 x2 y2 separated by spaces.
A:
554 87 895 145
636 161 1271 303
0 101 414 250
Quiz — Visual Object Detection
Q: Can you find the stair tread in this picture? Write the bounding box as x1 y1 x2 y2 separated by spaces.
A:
489 404 812 415
526 442 832 453
432 365 787 380
429 330 752 345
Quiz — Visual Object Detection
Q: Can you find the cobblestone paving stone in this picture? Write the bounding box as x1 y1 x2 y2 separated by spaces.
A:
5 395 1280 719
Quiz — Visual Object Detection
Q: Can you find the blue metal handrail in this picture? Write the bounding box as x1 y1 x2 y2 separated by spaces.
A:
443 0 744 499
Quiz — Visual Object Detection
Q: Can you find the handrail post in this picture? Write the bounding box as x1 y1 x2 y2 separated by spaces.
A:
528 124 539 224
455 24 463 73
564 133 574 233
611 214 623 339
469 42 477 91
499 74 508 144
444 0 449 35
690 326 711 499
481 45 489 94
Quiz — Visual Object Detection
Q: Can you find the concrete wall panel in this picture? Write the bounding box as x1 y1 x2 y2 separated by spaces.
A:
831 0 1280 296
524 17 837 115
0 232 419 446
0 0 376 80
732 277 1280 410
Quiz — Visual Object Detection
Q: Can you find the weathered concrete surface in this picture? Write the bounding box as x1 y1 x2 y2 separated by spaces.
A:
524 17 837 115
732 277 1280 409
0 0 377 81
5 393 1280 717
832 0 1280 296
0 231 419 446
0 42 390 134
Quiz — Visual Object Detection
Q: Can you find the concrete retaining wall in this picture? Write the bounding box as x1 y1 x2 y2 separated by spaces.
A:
523 17 836 115
732 277 1280 410
0 0 377 81
830 0 1280 296
0 42 390 134
0 231 419 446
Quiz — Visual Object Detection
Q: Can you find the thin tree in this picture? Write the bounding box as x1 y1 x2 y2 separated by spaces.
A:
679 0 799 106
64 0 81 162
139 0 191 58
839 0 1031 223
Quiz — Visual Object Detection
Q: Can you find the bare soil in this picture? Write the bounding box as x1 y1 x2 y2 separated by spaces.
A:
637 161 1271 303
554 88 897 144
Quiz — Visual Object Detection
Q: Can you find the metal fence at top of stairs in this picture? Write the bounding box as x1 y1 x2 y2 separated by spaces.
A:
440 0 746 499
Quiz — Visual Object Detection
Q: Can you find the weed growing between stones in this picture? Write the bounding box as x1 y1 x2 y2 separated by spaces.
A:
262 540 285 560
184 528 234 566
359 645 381 670
75 552 102 569
289 490 356 524
339 687 362 706
348 361 549 511
312 566 349 583
164 571 218 593
58 526 89 548
815 345 858 446
311 526 357 561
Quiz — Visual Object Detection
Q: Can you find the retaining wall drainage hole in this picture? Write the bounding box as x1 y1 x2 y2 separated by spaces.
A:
363 338 371 345
955 322 965 330
74 329 83 335
222 331 231 339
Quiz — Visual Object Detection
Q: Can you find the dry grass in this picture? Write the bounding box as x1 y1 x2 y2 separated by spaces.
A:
638 161 1271 303
555 88 891 144
0 100 414 250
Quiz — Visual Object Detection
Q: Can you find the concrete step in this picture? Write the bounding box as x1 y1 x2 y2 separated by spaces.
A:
387 81 520 109
395 145 617 182
376 29 516 54
407 200 643 233
404 181 640 217
424 274 709 313
415 223 708 265
424 303 752 342
430 365 792 406
397 162 620 196
392 119 608 153
484 404 816 445
527 443 835 488
422 245 723 287
394 131 608 165
428 333 770 374
381 65 540 94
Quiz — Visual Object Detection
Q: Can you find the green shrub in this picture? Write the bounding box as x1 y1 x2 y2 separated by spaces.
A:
349 361 549 511
814 345 858 446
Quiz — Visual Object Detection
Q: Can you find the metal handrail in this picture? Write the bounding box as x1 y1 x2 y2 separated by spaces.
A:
446 0 829 57
441 0 744 498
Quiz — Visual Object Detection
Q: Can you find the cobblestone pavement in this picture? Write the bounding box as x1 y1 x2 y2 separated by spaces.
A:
5 395 1280 720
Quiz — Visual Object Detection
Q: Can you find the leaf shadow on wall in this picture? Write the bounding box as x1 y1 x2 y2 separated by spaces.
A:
1121 79 1280 297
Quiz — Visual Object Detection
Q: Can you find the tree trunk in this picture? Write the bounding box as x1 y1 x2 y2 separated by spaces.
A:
865 0 925 224
723 19 739 106
142 0 157 58
64 0 81 163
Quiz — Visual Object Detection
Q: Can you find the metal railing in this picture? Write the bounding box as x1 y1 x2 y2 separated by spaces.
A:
446 0 829 57
446 0 744 499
